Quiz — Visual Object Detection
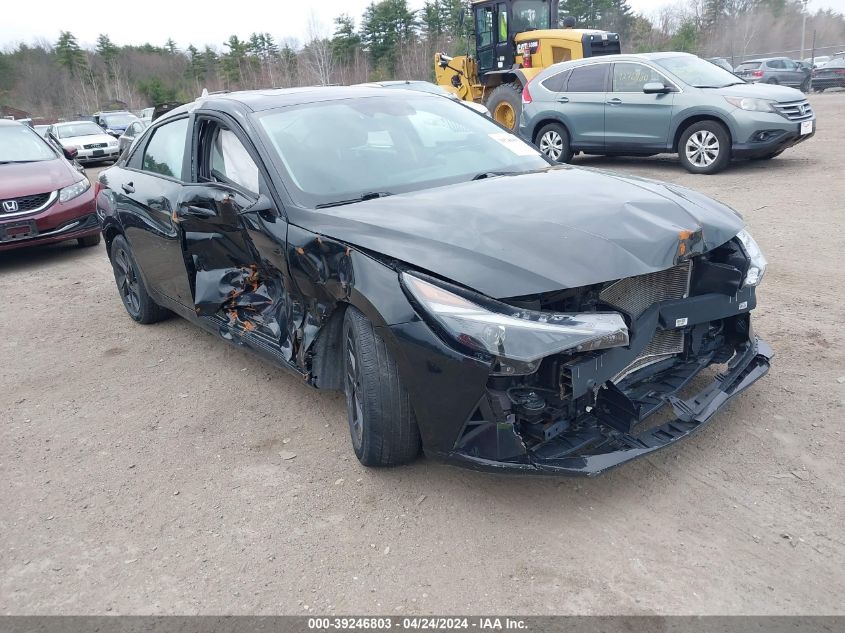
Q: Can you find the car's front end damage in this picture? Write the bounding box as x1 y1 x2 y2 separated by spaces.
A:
280 167 775 476
390 231 772 476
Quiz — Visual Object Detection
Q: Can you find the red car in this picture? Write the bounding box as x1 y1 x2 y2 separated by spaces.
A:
0 119 100 251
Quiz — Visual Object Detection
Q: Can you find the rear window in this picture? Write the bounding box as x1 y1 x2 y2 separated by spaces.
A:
736 62 761 71
566 64 608 92
541 70 570 92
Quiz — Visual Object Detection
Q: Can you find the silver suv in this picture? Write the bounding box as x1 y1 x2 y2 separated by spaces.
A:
733 57 811 91
518 52 816 174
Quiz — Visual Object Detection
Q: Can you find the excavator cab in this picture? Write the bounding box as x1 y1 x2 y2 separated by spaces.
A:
435 0 621 129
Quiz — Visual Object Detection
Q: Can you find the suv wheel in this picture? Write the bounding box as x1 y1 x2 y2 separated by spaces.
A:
535 123 573 164
343 307 421 467
109 235 169 324
678 121 731 175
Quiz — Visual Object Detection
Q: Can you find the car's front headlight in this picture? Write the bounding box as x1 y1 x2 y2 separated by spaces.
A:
402 273 629 374
736 229 767 286
58 178 91 203
724 96 775 113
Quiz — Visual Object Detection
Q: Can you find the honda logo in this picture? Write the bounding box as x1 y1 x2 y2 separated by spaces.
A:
2 200 19 213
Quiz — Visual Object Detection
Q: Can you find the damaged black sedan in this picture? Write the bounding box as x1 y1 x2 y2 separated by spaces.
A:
96 87 772 476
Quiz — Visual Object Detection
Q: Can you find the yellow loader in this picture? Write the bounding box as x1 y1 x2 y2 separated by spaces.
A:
435 0 621 129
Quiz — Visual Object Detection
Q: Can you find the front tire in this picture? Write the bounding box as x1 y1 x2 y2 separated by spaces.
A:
678 121 731 174
343 307 421 467
485 83 522 131
109 234 169 324
535 122 573 164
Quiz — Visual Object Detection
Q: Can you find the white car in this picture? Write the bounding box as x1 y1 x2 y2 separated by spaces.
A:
47 121 120 164
805 55 831 68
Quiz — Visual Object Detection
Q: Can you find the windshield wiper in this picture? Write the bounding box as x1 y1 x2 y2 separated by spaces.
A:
314 191 394 209
694 82 745 88
0 160 41 164
472 171 516 180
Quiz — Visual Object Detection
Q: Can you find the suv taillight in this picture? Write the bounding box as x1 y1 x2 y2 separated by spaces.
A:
752 69 764 77
522 82 533 104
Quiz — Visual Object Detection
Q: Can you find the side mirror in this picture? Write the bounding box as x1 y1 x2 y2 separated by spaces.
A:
241 193 274 216
63 146 78 159
643 82 670 94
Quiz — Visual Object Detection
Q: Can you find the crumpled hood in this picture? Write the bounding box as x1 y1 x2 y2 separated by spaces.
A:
289 167 744 298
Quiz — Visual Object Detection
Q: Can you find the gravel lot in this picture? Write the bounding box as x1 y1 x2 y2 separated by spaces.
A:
2 93 844 616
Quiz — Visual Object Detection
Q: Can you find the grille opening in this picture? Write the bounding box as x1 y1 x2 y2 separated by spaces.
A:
599 260 692 318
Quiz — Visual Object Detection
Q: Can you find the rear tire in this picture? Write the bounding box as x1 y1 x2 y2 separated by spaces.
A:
485 83 523 131
109 234 169 324
343 307 421 467
678 121 731 175
535 122 573 164
77 234 101 247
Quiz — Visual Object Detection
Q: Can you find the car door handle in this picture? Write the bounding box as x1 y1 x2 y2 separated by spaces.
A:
556 96 570 103
176 203 216 220
121 182 135 194
606 98 623 105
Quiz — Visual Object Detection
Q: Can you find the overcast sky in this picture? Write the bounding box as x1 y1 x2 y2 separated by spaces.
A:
1 0 843 50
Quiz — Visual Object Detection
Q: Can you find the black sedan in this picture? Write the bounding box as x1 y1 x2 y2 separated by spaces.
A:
95 87 772 476
812 59 845 91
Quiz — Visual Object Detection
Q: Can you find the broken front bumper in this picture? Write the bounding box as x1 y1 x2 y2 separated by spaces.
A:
443 337 772 476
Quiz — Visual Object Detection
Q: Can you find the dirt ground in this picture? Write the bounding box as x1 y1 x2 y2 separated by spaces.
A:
1 93 844 616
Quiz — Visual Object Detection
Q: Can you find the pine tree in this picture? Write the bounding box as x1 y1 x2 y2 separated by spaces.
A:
55 31 86 77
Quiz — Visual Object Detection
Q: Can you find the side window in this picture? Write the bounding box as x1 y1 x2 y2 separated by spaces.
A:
566 64 609 92
476 6 493 48
768 59 785 69
541 70 570 92
612 63 665 92
140 118 189 179
497 4 508 42
783 60 796 70
208 127 260 195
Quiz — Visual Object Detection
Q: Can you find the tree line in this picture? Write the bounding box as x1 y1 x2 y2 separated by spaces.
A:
1 0 843 119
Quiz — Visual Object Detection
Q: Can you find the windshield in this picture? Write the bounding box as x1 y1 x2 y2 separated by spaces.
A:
512 0 551 30
102 114 137 127
0 125 57 162
257 95 548 208
57 122 105 138
656 56 744 88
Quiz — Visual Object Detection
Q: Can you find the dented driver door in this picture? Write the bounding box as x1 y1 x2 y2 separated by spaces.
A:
175 113 294 358
174 185 287 345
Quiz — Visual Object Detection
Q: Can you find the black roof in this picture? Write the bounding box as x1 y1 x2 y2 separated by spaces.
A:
162 86 435 122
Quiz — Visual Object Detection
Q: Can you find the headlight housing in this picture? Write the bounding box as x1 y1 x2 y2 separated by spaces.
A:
724 96 775 113
736 229 767 286
402 273 629 374
58 178 91 203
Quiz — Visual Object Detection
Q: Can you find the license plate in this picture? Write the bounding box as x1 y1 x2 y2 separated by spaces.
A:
800 120 813 135
1 220 38 242
93 149 105 157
